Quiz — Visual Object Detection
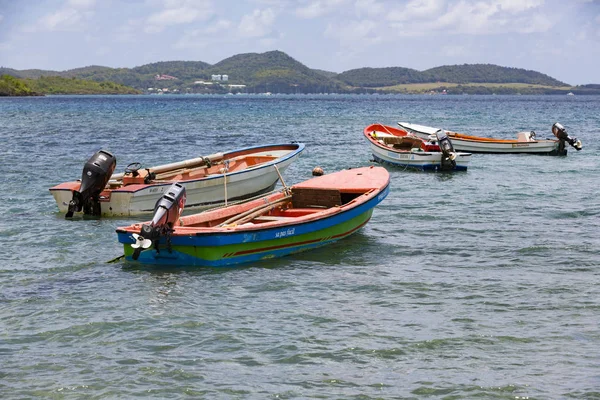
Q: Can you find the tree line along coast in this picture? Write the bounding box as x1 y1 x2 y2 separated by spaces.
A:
1 50 599 96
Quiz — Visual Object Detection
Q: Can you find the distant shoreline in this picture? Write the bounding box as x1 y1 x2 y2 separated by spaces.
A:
4 91 600 98
2 51 598 96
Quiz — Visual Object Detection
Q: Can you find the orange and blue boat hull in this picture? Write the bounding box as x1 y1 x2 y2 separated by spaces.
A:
117 183 389 266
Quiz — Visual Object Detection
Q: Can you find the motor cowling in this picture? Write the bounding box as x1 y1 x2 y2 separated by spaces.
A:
132 183 186 259
66 150 117 218
552 122 582 151
435 129 457 170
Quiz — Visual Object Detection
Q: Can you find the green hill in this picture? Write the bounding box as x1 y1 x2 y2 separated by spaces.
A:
337 63 567 88
336 67 426 87
0 68 64 79
132 61 210 78
0 75 141 95
423 64 566 86
0 74 41 96
205 50 345 93
24 76 141 94
312 69 338 79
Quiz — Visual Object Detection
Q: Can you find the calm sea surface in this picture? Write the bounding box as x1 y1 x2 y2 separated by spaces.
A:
1 94 599 399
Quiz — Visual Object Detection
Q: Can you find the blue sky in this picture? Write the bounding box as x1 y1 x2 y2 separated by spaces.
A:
0 0 599 84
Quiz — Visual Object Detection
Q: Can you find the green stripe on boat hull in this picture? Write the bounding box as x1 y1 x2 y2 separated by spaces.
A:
123 209 374 266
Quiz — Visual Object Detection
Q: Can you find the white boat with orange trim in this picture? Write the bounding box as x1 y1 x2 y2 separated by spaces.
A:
49 143 304 218
363 123 471 171
115 166 390 266
398 122 582 155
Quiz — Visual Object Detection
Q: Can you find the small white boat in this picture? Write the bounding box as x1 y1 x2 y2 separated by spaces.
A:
398 122 582 155
363 124 471 171
50 143 304 217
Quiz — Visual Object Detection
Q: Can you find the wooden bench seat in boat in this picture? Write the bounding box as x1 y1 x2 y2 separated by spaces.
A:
291 187 341 208
381 136 422 150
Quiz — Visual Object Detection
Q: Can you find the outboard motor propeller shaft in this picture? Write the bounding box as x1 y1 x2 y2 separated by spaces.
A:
131 183 186 260
435 129 457 171
66 150 116 218
552 122 582 152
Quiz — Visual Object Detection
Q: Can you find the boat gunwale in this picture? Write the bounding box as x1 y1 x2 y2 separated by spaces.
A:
116 180 390 244
116 168 391 240
447 132 557 145
49 143 305 193
398 122 558 146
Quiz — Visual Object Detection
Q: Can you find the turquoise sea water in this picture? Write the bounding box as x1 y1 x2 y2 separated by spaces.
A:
1 94 599 399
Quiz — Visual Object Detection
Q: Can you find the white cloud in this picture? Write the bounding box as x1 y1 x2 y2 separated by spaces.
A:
439 1 498 33
238 8 276 37
38 8 84 31
387 0 445 22
496 0 544 13
251 0 293 5
114 19 143 43
514 12 553 34
324 19 382 48
382 0 550 36
295 0 348 19
354 0 385 17
174 19 234 49
95 45 110 56
22 0 96 33
67 0 96 8
205 19 234 34
148 8 201 26
258 36 279 47
441 44 468 57
145 0 214 34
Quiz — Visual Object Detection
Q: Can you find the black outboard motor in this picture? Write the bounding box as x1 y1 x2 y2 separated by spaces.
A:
66 150 117 218
552 122 582 154
131 183 186 260
435 129 457 170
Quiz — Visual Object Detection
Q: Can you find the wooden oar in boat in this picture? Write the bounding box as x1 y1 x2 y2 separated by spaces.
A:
217 195 292 227
110 152 224 181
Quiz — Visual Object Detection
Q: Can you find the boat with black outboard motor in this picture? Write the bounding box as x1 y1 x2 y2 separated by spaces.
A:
363 123 471 171
50 143 305 217
398 121 582 155
116 166 390 266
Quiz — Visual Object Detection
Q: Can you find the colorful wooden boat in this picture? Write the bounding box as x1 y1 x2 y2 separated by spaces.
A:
50 143 304 217
115 166 390 266
364 123 471 171
398 122 582 155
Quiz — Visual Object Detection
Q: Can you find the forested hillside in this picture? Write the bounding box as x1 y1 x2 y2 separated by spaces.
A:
337 64 567 87
25 76 141 94
0 75 140 95
336 67 426 87
423 64 566 85
203 51 345 92
2 51 598 94
0 74 40 96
